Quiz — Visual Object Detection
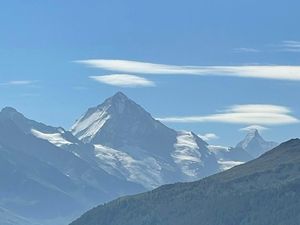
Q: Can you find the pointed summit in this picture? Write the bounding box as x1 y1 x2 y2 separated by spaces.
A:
71 92 220 185
71 92 177 157
238 129 262 149
104 92 129 106
236 129 277 158
111 91 128 101
248 128 259 136
101 91 134 114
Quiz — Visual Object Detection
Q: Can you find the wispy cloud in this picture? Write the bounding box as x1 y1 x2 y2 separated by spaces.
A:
278 40 300 52
234 48 260 53
157 104 299 125
90 74 155 87
0 80 37 86
240 125 268 132
76 59 300 81
198 133 219 142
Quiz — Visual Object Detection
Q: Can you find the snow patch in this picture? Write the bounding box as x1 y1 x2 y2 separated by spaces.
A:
94 144 163 189
208 145 230 160
208 145 230 154
31 129 72 147
71 107 110 142
172 131 203 177
218 160 244 170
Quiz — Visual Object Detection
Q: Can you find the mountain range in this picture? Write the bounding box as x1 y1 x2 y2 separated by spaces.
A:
70 138 300 225
0 92 278 225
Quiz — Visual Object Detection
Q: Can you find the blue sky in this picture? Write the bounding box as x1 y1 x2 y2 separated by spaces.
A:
1 0 300 146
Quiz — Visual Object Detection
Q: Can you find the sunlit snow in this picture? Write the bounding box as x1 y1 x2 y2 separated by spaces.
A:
94 144 163 189
218 160 244 170
31 129 72 147
71 107 111 142
172 131 203 177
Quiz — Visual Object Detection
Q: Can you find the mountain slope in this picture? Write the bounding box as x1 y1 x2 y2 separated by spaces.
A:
71 92 220 187
70 139 300 225
208 145 252 170
1 107 80 148
0 107 144 225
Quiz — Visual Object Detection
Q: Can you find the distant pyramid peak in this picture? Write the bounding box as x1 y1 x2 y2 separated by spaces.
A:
236 128 278 158
237 129 264 149
245 129 261 140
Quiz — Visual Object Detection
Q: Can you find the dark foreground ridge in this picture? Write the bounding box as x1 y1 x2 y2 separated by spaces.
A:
70 139 300 225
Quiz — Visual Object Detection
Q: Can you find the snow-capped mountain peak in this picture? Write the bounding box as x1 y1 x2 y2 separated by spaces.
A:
236 129 277 157
103 91 148 115
71 92 142 143
237 129 262 149
70 92 220 186
71 92 177 157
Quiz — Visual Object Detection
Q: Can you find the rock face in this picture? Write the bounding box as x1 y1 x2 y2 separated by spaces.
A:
70 139 300 225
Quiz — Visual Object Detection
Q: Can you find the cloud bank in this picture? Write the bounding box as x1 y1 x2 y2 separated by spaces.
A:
76 59 300 81
90 74 155 87
157 104 299 125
